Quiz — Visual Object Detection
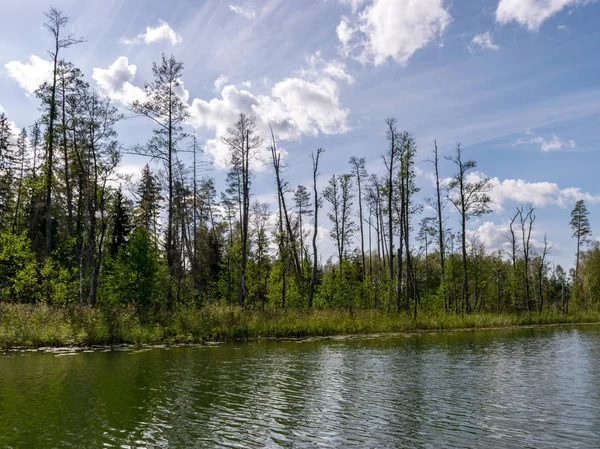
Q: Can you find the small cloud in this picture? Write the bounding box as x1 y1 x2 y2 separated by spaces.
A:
540 134 576 152
469 32 500 52
214 74 229 91
123 20 182 45
514 132 576 153
558 24 568 30
229 4 256 19
241 80 252 88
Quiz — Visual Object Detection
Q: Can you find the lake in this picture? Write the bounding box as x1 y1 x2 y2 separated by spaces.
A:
1 325 599 448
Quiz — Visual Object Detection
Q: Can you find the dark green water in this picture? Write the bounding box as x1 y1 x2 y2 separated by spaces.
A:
1 326 600 448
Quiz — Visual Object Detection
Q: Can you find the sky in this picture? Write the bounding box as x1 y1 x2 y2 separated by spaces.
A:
1 0 599 269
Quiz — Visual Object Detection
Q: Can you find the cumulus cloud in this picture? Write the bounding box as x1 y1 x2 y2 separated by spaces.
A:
459 171 600 210
214 74 229 91
337 0 451 66
496 0 591 31
466 221 510 254
469 32 500 52
189 55 353 168
515 132 576 152
123 20 182 45
92 56 146 105
4 55 53 96
91 53 352 170
228 4 256 19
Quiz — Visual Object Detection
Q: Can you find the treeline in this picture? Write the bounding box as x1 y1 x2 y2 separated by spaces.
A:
0 8 598 317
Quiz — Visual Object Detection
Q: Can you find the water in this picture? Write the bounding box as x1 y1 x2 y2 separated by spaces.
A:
1 325 600 448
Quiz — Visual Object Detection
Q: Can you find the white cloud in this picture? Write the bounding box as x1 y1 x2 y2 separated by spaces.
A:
190 55 353 168
4 55 53 96
469 32 500 52
337 0 451 66
92 53 351 171
336 19 355 49
214 74 229 91
558 24 568 30
515 132 576 152
92 56 145 105
228 4 256 19
123 20 182 45
460 171 600 210
242 80 252 88
467 221 509 254
467 220 553 255
496 0 591 31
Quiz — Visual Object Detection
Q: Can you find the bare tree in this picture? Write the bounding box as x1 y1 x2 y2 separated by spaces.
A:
507 209 520 309
349 156 367 279
446 144 492 314
538 234 552 313
308 149 324 309
427 140 447 311
269 128 303 306
518 205 535 311
383 118 399 308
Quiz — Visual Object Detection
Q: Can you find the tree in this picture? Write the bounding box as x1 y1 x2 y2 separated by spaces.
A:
221 113 262 306
269 128 302 307
397 131 420 315
349 156 367 278
417 217 436 299
109 187 132 257
136 165 162 242
294 185 312 263
383 118 400 307
324 173 356 307
446 144 492 314
308 149 324 309
507 209 520 309
518 205 535 311
42 7 83 278
12 128 28 234
570 199 591 291
0 114 14 223
131 54 189 287
427 140 447 311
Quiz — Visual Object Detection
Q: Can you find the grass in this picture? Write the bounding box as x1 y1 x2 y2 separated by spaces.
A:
1 303 599 349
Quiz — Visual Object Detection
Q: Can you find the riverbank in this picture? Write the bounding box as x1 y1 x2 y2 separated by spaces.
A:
1 303 599 349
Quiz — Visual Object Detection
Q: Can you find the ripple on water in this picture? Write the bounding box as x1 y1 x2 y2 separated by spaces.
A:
1 326 600 447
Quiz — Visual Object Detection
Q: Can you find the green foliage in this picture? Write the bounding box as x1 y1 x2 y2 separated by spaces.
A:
0 233 41 302
99 228 167 309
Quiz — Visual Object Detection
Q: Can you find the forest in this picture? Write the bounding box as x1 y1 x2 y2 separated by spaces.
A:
1 8 600 346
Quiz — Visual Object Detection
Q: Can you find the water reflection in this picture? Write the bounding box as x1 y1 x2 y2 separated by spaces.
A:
1 326 599 448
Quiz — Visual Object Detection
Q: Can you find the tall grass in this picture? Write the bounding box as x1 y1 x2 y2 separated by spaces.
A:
1 303 599 349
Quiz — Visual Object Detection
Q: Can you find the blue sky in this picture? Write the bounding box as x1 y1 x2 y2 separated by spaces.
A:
1 0 599 269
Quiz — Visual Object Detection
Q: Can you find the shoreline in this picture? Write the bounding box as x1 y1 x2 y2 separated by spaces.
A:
3 319 599 354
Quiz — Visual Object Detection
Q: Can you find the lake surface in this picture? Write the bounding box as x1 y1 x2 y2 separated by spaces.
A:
1 325 600 448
